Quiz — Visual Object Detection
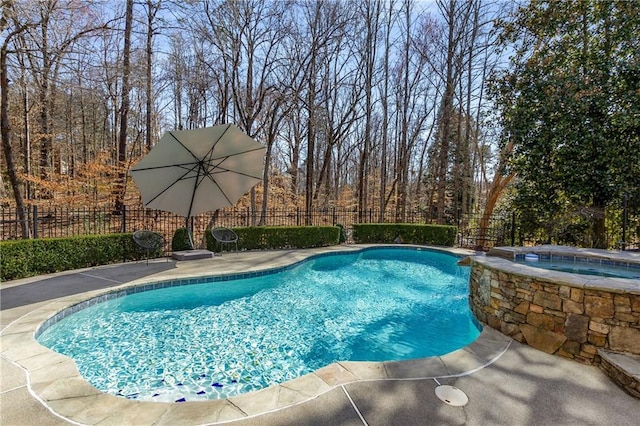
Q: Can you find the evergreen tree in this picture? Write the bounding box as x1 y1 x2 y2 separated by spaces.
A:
493 0 640 247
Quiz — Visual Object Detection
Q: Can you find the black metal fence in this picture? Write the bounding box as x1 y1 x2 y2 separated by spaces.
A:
0 205 514 250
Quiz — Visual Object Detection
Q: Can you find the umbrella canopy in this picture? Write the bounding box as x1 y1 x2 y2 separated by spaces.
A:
130 124 265 218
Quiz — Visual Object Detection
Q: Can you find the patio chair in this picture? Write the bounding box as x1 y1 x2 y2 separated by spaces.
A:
133 230 166 264
211 227 238 254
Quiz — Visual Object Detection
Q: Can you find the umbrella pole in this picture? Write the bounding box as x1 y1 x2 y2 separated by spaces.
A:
186 217 195 250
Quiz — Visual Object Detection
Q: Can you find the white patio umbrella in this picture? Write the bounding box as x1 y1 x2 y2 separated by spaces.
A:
130 124 265 248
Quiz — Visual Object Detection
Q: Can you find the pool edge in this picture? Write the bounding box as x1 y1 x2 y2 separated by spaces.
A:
2 244 507 425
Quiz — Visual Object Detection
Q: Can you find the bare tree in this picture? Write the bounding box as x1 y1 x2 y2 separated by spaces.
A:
144 0 161 151
194 0 291 223
1 1 34 237
356 0 381 222
377 0 397 221
313 12 362 207
12 1 109 195
0 0 510 240
414 0 499 224
288 1 352 223
114 0 134 212
432 0 471 223
392 0 432 222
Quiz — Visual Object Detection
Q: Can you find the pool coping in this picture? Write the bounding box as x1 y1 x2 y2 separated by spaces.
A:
488 245 640 267
1 244 512 425
479 245 640 295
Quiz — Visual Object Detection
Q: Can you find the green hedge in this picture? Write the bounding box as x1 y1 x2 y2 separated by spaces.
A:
352 223 457 246
206 226 340 251
0 224 454 281
0 233 156 281
171 228 193 251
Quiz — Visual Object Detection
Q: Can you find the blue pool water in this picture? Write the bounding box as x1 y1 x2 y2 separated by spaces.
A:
517 259 640 279
37 248 480 402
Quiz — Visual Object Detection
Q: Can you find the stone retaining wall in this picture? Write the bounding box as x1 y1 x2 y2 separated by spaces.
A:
468 257 640 365
598 350 640 399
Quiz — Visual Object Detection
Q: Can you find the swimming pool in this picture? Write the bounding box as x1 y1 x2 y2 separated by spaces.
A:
37 247 480 402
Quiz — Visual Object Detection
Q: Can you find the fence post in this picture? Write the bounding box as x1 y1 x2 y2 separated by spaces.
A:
122 205 127 233
296 207 300 226
33 205 38 239
332 208 336 226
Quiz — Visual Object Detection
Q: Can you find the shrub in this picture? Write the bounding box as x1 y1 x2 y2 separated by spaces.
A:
171 228 193 251
336 223 348 243
352 223 457 246
0 234 144 281
206 226 340 251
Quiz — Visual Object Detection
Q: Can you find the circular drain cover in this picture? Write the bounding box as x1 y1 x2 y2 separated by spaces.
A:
435 385 469 406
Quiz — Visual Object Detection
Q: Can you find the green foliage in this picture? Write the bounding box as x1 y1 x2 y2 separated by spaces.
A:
171 228 193 251
492 0 640 247
352 223 457 246
205 226 340 251
336 224 347 243
0 234 144 281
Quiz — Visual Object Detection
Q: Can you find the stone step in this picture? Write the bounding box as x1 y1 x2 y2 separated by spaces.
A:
171 249 214 261
598 348 640 399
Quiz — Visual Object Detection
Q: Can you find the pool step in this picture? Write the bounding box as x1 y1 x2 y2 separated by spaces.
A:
171 249 214 261
598 349 640 399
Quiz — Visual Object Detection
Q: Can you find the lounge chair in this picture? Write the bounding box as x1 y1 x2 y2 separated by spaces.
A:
133 230 165 264
211 227 238 254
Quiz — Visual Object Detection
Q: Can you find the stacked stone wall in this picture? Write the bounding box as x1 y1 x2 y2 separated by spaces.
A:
599 353 640 398
468 262 640 365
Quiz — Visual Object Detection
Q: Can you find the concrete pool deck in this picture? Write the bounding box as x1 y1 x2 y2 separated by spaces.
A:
2 245 639 425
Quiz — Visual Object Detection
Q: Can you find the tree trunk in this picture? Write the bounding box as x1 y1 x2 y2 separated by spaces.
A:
305 97 315 225
378 1 392 222
305 44 317 225
476 140 515 249
145 0 157 152
38 74 52 186
592 196 607 249
114 0 134 213
2 24 30 238
21 66 32 200
259 139 274 226
396 0 412 223
358 1 379 223
435 0 457 224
